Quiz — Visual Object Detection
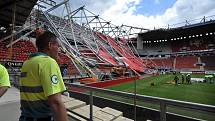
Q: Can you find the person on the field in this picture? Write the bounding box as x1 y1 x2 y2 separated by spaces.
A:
181 74 185 84
174 75 179 85
0 64 11 97
19 31 68 121
186 74 191 84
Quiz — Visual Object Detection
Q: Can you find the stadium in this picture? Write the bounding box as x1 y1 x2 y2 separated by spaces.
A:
0 0 215 121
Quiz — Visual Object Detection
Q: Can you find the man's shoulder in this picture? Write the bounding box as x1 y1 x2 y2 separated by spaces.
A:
0 64 6 71
44 56 58 65
0 64 8 76
23 56 58 70
38 56 59 69
30 56 56 63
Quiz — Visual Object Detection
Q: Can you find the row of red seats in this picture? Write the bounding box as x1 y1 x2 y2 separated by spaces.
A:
171 41 210 52
97 32 145 72
175 56 199 69
0 40 81 76
0 40 37 61
150 58 173 68
58 53 80 76
144 56 199 69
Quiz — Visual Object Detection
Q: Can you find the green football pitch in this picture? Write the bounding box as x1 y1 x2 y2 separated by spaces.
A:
97 74 215 121
108 74 215 105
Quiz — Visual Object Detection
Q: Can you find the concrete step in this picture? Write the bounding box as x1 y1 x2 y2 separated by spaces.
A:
68 108 102 121
67 111 87 121
77 105 102 112
101 107 123 118
64 99 86 110
61 95 75 103
94 110 116 121
72 105 102 119
64 97 133 121
113 116 134 121
71 105 126 121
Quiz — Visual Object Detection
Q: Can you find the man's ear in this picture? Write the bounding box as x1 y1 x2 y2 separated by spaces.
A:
48 42 52 49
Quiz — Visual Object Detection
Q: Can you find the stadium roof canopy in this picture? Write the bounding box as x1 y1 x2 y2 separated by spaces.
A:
0 0 38 28
138 20 215 41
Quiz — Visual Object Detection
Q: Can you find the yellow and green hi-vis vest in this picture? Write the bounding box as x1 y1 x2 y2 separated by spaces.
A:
19 52 66 118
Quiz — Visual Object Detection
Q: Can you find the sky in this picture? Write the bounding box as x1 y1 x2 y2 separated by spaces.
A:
52 0 215 30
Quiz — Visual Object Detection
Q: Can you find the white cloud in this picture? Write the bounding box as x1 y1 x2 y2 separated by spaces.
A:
69 0 116 15
100 0 163 29
99 0 215 29
62 0 215 30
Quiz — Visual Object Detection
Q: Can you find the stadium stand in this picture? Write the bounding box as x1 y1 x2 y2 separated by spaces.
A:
175 56 199 69
142 42 172 55
201 55 215 70
97 33 145 73
171 39 210 52
151 58 174 69
1 1 215 120
58 53 80 76
0 40 36 61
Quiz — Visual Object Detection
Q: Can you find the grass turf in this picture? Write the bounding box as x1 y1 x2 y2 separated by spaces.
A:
101 74 215 120
108 74 215 105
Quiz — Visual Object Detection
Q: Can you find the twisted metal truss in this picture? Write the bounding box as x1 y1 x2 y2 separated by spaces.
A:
1 0 153 79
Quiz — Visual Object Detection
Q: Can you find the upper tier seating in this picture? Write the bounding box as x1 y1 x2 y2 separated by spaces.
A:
171 40 210 52
142 42 172 55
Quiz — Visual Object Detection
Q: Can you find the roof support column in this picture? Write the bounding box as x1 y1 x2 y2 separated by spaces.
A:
137 35 143 50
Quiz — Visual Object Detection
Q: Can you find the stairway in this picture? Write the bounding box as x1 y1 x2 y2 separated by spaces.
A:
62 95 133 121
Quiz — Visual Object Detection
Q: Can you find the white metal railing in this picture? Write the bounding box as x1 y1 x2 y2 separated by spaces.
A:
65 82 215 121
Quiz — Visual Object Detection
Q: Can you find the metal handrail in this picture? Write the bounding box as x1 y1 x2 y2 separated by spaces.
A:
65 82 215 121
